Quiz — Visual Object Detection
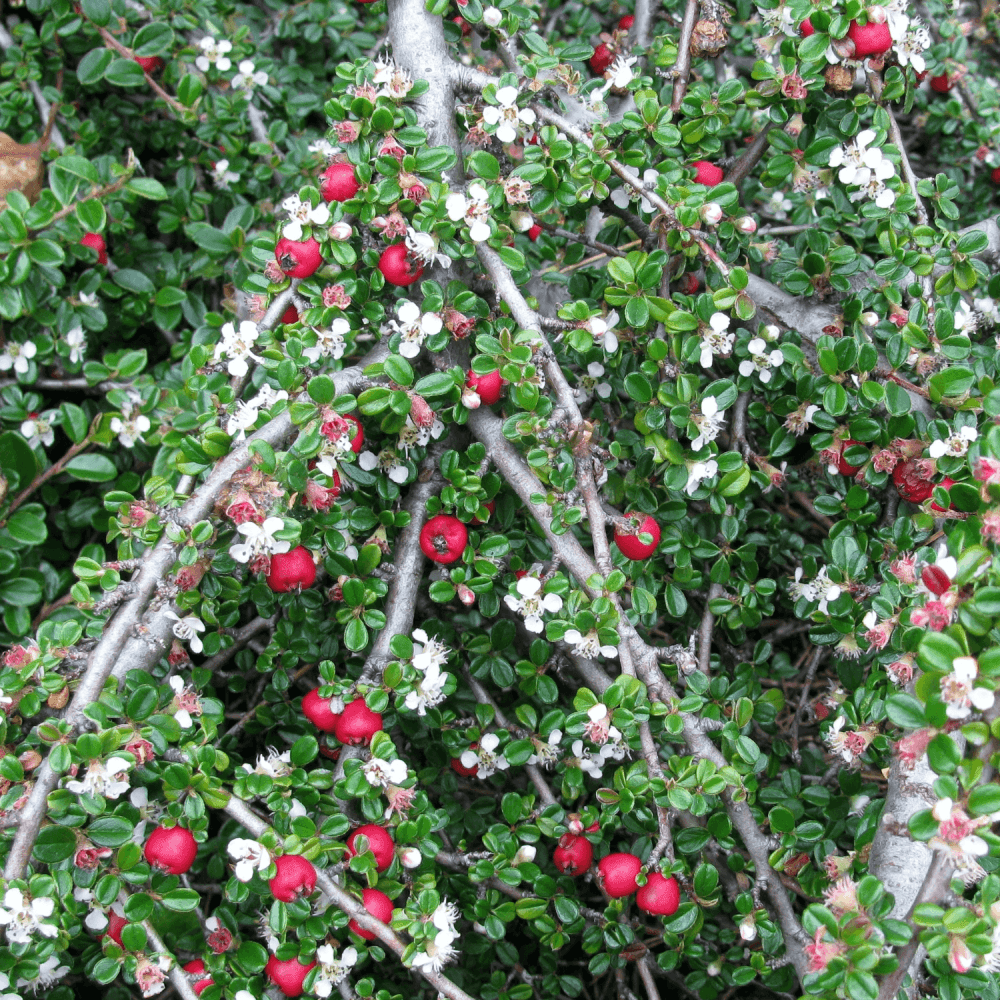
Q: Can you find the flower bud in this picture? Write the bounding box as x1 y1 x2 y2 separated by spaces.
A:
483 6 502 25
735 216 757 234
329 221 353 242
739 913 758 941
461 386 482 409
513 845 537 865
509 210 534 232
760 324 780 342
700 202 723 225
457 583 476 606
399 847 422 868
860 311 879 326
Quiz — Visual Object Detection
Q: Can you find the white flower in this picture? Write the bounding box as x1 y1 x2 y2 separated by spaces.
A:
941 656 995 720
482 86 536 144
789 566 817 602
309 138 339 159
229 516 291 564
398 414 444 452
829 130 880 186
700 312 734 368
215 320 262 377
302 317 350 364
0 888 58 944
411 628 450 671
0 339 37 375
568 739 603 779
386 300 443 359
314 944 359 996
974 295 1000 326
406 227 451 269
814 567 842 613
574 362 613 403
433 900 461 936
411 929 458 973
211 159 239 188
75 888 110 932
527 730 562 767
894 19 930 71
589 311 620 353
404 662 450 715
691 395 726 450
359 447 410 484
130 786 150 844
281 194 331 241
460 732 510 778
21 410 57 448
504 576 563 632
564 628 617 659
164 611 206 654
110 392 151 448
765 190 793 219
929 426 977 459
246 385 289 410
482 6 502 27
739 338 784 383
168 675 198 728
611 168 660 213
226 400 260 441
242 747 292 778
371 57 413 99
686 459 718 494
19 954 69 992
65 324 87 364
446 182 492 242
603 54 639 90
228 838 271 881
232 59 268 91
362 757 408 788
196 35 233 73
65 756 131 799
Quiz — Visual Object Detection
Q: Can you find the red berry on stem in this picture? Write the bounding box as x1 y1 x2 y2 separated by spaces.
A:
344 414 364 452
930 74 951 93
467 369 503 406
836 439 864 476
80 232 108 265
992 167 1000 184
691 161 724 186
527 223 542 241
144 825 198 875
618 14 635 29
281 305 300 325
597 852 643 897
346 824 395 872
471 500 496 526
892 460 934 504
452 15 472 34
419 514 468 564
378 243 423 286
799 18 814 36
302 689 341 734
321 162 361 203
931 476 957 513
636 873 681 916
269 854 317 902
554 834 594 876
103 909 127 945
349 887 394 939
266 956 317 998
182 960 214 996
134 55 164 73
266 546 317 593
334 699 383 745
614 515 661 560
275 237 323 278
590 43 613 74
847 19 892 57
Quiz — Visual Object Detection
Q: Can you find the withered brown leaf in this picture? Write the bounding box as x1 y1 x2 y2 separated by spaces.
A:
0 102 59 210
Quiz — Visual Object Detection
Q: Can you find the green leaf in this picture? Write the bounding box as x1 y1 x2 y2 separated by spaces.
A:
26 240 65 266
383 355 414 387
6 507 47 546
885 694 926 730
33 826 76 863
185 223 234 255
114 269 155 294
290 735 318 766
132 22 175 57
77 48 114 86
65 454 117 482
468 151 500 180
624 373 653 403
104 57 147 88
126 177 169 200
89 816 137 847
968 784 1000 816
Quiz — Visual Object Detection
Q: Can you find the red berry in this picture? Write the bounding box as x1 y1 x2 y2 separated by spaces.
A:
80 232 108 265
269 854 317 902
266 546 317 593
993 167 1000 184
597 852 642 897
344 414 364 452
636 873 681 916
614 515 661 560
892 460 934 504
452 15 472 34
275 237 323 278
471 500 496 526
527 223 542 241
450 751 478 776
921 564 951 596
554 834 594 876
930 74 951 93
134 55 164 73
847 19 892 57
281 305 300 325
691 161 724 186
378 243 423 286
144 825 198 875
321 162 361 203
102 908 127 945
799 18 814 35
683 273 700 294
266 956 317 998
182 960 214 996
419 514 468 564
467 369 503 406
349 887 394 939
930 476 957 513
334 699 383 746
346 824 395 872
302 689 341 734
590 43 613 74
618 14 635 29
836 439 864 476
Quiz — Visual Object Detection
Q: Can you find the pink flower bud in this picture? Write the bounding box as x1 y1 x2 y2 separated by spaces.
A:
735 216 757 234
457 584 476 606
461 387 482 409
329 221 353 241
399 847 422 868
700 202 723 225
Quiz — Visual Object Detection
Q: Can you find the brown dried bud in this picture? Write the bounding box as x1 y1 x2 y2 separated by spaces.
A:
47 687 70 710
690 18 729 57
824 64 855 93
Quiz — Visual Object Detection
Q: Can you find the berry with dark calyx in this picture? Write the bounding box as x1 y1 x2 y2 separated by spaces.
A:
334 698 383 745
930 476 957 513
597 852 643 897
636 873 681 916
269 854 317 902
892 460 934 504
691 161 724 186
836 439 864 476
614 514 661 560
471 500 496 526
847 19 892 57
321 162 361 203
302 689 341 734
265 546 317 592
349 887 394 939
182 960 214 996
554 834 594 876
80 232 108 265
266 956 317 998
346 824 395 872
344 414 364 452
144 824 198 875
134 55 164 74
419 514 468 564
618 14 635 29
799 18 814 35
281 305 300 325
378 242 423 286
527 223 542 241
467 369 503 406
590 43 613 74
275 236 323 278
930 74 951 93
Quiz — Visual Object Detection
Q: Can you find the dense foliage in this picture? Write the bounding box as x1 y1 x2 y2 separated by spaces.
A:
0 1 999 1000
